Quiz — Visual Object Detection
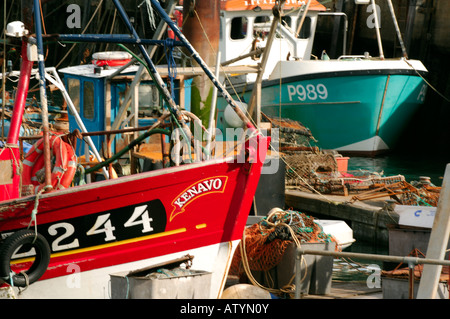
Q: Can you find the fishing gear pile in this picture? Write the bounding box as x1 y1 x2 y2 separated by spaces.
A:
230 208 336 277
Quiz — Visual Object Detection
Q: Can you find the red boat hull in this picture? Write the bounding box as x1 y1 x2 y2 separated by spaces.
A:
0 136 268 298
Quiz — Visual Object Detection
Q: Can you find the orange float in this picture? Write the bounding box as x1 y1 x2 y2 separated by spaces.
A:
91 51 132 67
22 135 77 194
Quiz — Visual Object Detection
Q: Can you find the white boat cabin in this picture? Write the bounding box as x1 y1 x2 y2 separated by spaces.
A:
219 0 326 82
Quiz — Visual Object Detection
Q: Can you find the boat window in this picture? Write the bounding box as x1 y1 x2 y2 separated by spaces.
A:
254 16 270 38
255 16 270 24
83 81 95 120
282 16 291 28
139 82 161 114
67 78 80 114
230 17 248 40
296 16 311 39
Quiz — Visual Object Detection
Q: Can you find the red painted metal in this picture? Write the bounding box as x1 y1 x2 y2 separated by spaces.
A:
0 137 268 282
6 41 33 145
0 146 21 201
0 41 33 201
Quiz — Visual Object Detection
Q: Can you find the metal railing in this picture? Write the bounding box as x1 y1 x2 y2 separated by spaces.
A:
295 248 450 299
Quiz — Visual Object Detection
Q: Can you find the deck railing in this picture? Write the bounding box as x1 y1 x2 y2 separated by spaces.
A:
295 248 450 299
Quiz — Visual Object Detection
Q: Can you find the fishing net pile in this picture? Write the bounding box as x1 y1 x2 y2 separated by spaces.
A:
284 152 441 206
262 114 351 193
229 209 336 277
349 179 441 206
283 149 407 195
262 113 442 206
398 180 441 206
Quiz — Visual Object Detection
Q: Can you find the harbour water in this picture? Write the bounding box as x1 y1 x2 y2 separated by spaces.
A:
347 151 448 187
332 240 386 283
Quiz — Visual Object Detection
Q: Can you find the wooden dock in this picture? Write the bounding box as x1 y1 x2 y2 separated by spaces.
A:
284 189 399 246
301 281 382 299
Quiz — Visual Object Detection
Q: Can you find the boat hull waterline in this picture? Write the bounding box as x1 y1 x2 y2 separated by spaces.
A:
219 60 427 155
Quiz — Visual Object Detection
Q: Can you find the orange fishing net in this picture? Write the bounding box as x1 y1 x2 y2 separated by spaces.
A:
230 209 336 275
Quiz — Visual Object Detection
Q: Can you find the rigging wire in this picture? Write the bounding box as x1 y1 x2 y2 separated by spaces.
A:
191 4 339 203
55 0 105 69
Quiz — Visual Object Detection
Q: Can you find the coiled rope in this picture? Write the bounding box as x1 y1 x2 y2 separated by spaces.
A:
234 208 336 297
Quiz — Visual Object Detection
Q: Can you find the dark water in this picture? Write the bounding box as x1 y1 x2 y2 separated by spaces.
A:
347 152 449 187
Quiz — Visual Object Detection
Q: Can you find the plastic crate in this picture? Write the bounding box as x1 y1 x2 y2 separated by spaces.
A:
110 255 212 299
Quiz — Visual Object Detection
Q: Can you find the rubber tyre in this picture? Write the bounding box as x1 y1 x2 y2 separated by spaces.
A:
0 229 51 287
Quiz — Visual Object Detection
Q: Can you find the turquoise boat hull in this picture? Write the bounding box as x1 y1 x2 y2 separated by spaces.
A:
217 69 427 156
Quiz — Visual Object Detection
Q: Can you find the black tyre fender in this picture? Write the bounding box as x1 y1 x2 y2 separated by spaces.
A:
0 229 51 287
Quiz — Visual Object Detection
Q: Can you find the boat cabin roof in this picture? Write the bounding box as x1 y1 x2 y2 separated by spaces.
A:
59 64 139 79
220 0 326 12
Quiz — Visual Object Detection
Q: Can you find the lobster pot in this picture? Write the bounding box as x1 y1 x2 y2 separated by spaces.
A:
284 152 338 187
110 256 212 299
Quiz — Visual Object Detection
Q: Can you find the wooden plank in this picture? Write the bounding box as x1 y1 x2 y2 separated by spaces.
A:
302 281 382 299
151 65 259 78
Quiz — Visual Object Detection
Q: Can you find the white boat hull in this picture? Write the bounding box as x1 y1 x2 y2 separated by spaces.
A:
315 219 355 250
1 240 239 299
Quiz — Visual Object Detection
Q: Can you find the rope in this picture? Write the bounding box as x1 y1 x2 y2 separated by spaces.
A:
17 271 29 295
164 38 178 101
0 143 22 180
27 189 44 243
3 269 29 296
238 226 307 296
235 208 336 297
55 0 105 69
125 276 130 299
9 271 15 288
404 59 450 104
144 0 156 30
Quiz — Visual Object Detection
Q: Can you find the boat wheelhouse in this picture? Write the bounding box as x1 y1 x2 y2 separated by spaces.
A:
216 0 428 156
59 63 193 156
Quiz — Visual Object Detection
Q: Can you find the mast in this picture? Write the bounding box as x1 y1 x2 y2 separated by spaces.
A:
247 1 286 127
150 0 253 129
33 0 53 191
386 0 408 58
7 0 34 145
371 0 384 59
182 0 220 125
1 0 34 201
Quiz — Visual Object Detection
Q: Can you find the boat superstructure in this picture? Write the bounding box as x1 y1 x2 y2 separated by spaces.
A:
0 0 269 299
216 0 428 155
